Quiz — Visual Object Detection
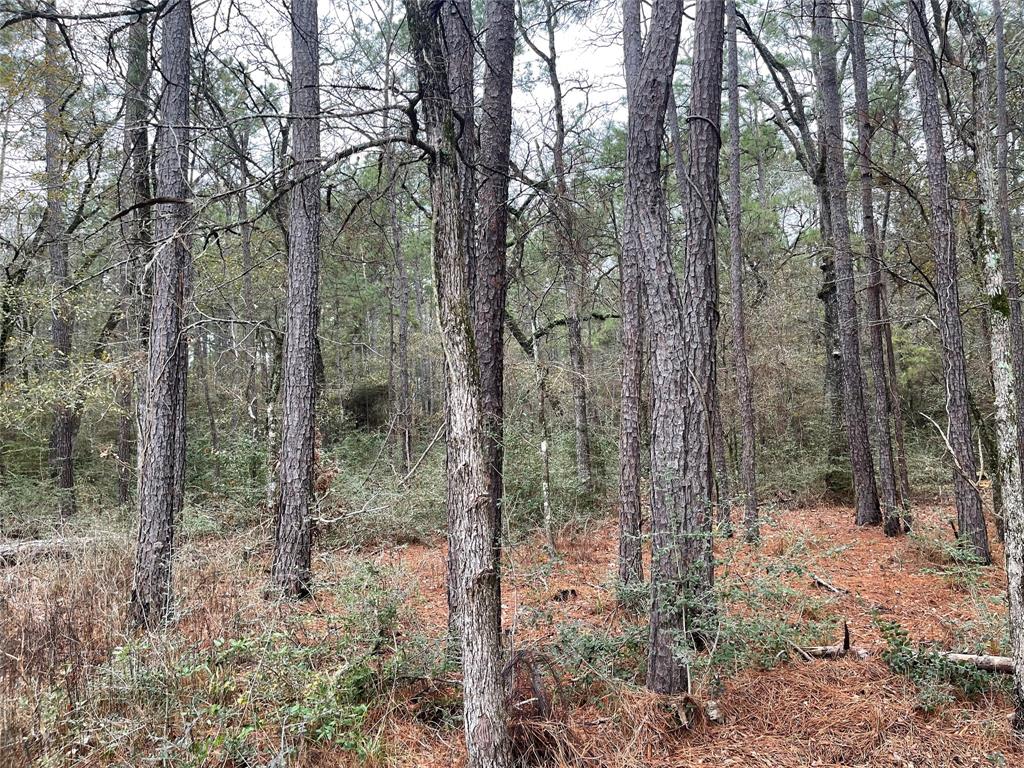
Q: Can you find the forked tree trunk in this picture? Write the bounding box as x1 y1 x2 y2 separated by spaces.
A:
44 8 76 520
130 0 192 627
906 0 990 563
271 0 321 597
726 0 758 542
850 0 903 535
406 3 511 765
813 0 881 528
626 0 718 694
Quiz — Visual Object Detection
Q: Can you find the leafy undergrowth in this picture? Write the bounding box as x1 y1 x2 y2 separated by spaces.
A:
1 503 1021 767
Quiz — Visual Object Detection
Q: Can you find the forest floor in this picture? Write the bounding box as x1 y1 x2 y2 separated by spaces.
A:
2 502 1022 767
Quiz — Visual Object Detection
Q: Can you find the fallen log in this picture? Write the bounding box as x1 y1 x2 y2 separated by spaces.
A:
795 623 870 660
0 537 97 567
798 643 870 660
792 622 1015 674
936 652 1015 674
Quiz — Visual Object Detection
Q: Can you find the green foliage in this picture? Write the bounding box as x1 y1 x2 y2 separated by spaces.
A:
696 538 835 677
877 619 1006 713
553 621 648 687
909 521 990 593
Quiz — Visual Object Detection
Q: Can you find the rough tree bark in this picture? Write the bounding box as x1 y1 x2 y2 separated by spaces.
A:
627 0 720 694
44 7 76 520
667 90 732 536
616 0 650 590
991 0 1024 732
850 0 903 534
813 0 881 528
726 0 758 542
446 0 517 638
406 1 511 765
130 0 192 627
116 1 151 507
271 0 322 597
906 0 990 563
474 0 515 594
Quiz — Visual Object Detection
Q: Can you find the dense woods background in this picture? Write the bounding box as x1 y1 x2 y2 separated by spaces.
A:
1 0 1024 765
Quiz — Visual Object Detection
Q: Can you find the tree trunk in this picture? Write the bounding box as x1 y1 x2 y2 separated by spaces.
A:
406 3 511 765
813 0 881 528
711 383 733 536
531 317 555 554
726 0 758 542
667 90 733 537
906 0 990 563
44 7 76 520
130 0 191 628
617 237 644 585
196 332 220 484
237 138 259 441
878 182 914 507
616 0 651 591
523 1 593 494
271 0 321 597
469 0 515 638
850 0 903 535
991 0 1024 732
626 0 717 694
382 61 412 473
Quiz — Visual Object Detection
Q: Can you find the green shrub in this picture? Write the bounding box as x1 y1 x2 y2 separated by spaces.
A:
877 618 1007 713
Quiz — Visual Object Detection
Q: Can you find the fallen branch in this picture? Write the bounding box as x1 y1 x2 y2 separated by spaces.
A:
796 622 870 660
935 652 1015 674
791 622 1015 674
0 537 97 567
810 573 847 595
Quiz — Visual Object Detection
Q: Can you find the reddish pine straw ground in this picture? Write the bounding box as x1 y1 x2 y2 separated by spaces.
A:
361 504 1021 767
2 503 1022 766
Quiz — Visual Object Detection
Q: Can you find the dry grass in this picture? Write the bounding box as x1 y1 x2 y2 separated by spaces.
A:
1 503 1021 767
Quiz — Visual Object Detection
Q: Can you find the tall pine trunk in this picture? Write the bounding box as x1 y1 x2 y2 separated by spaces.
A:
906 0 990 563
130 0 192 627
406 3 511 765
116 2 151 507
850 0 903 534
992 0 1024 732
726 0 758 542
813 0 881 527
44 7 76 520
271 0 322 597
474 0 515 626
